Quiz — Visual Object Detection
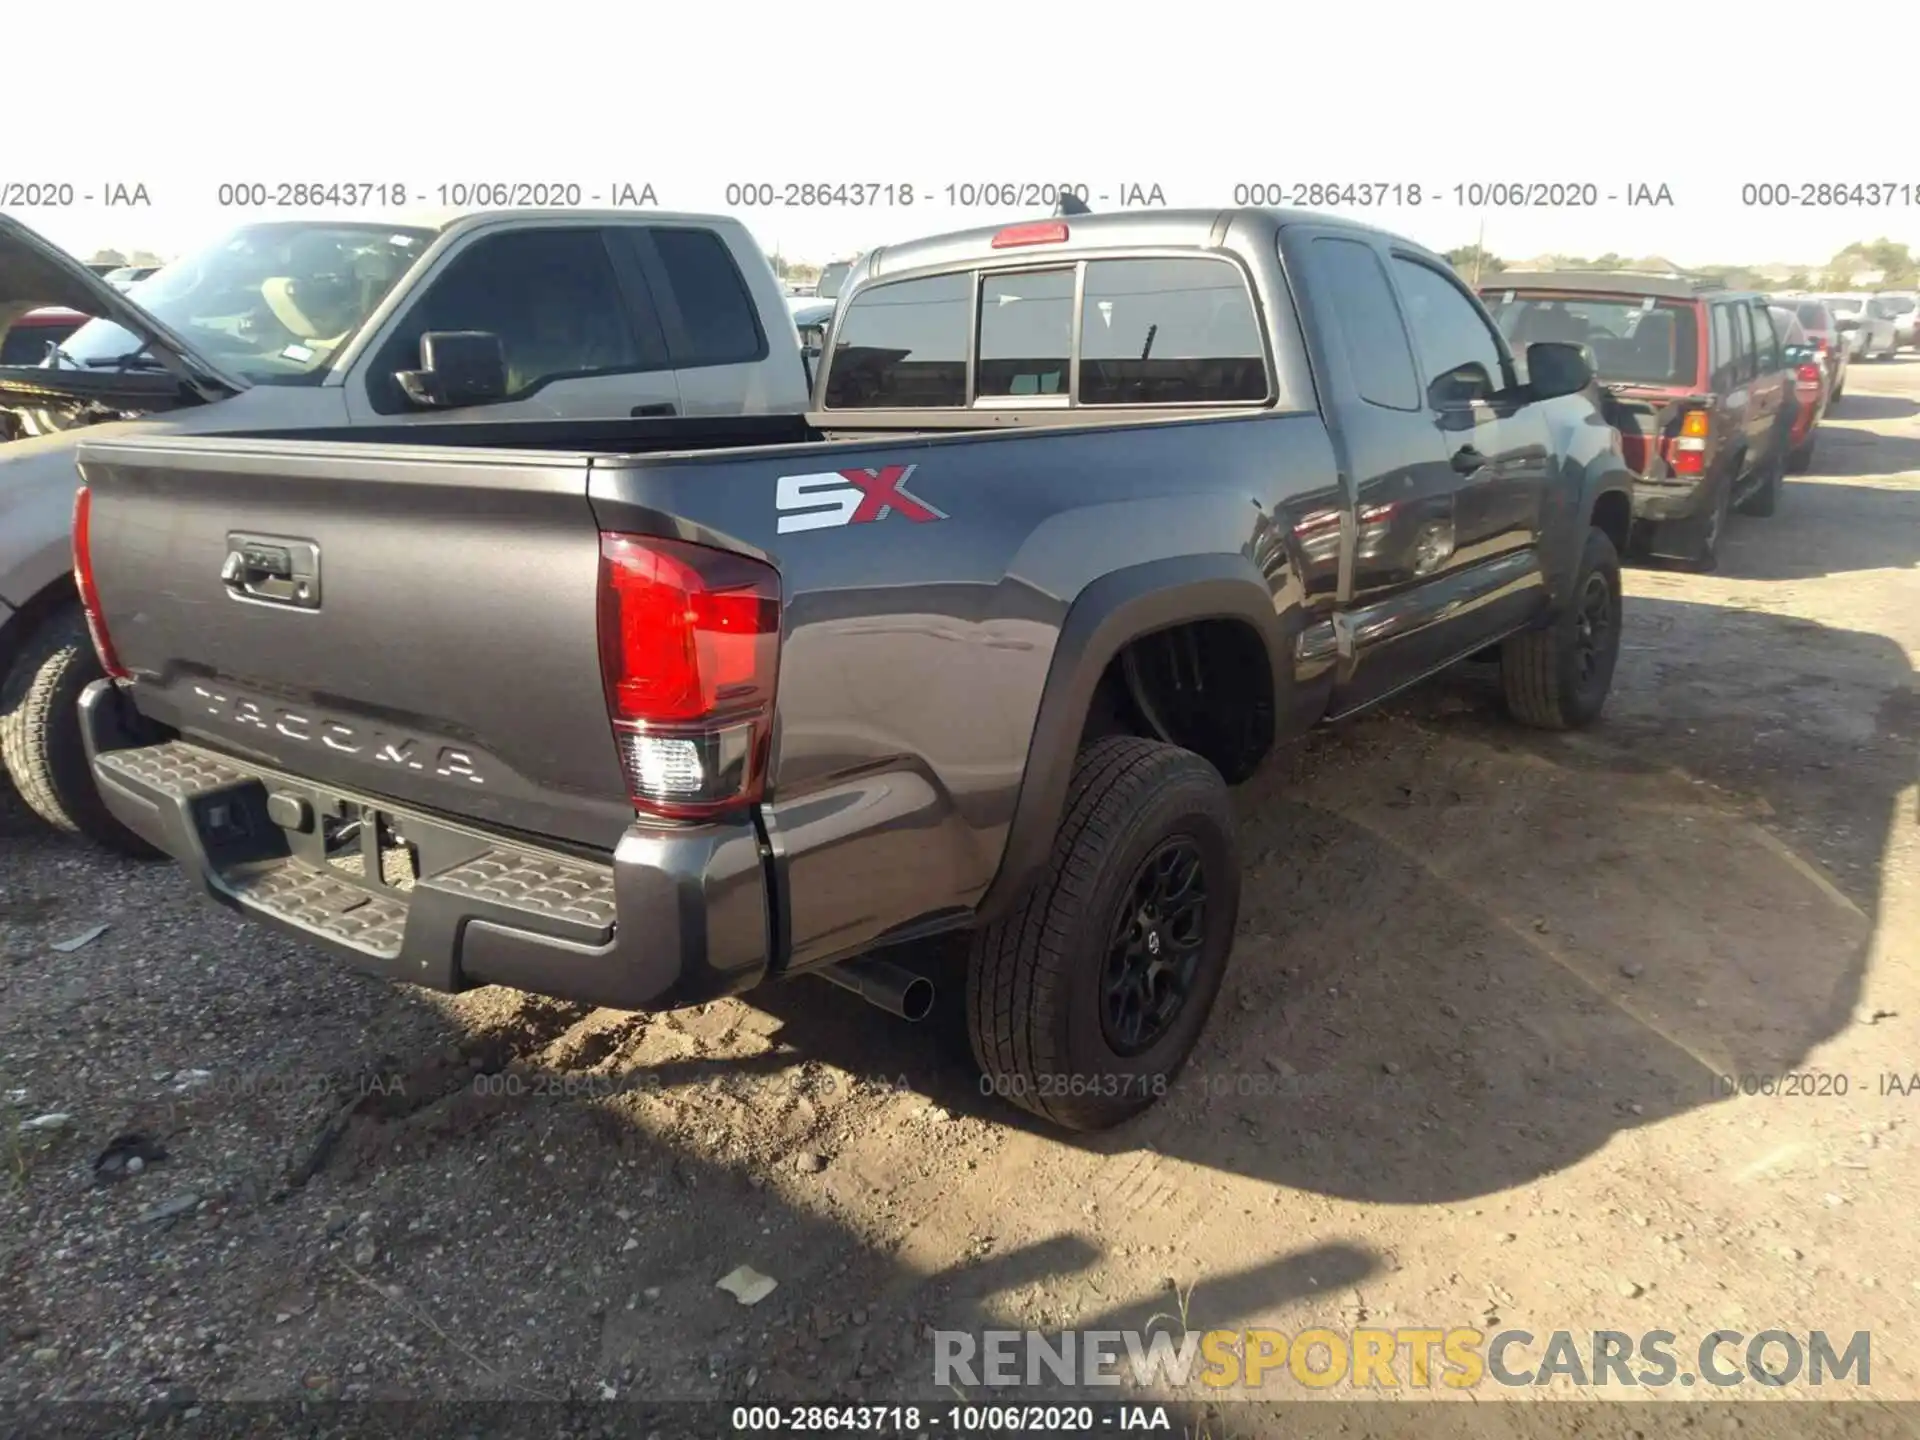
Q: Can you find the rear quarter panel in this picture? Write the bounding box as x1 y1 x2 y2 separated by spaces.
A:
590 411 1343 970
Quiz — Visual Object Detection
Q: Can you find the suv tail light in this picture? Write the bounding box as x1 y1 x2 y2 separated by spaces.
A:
596 534 781 821
71 484 129 680
1659 409 1710 477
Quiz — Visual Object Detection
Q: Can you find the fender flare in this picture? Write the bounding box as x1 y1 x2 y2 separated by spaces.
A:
973 554 1294 923
1541 452 1634 613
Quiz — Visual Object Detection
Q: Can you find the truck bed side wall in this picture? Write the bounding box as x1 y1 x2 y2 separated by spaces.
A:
590 411 1343 973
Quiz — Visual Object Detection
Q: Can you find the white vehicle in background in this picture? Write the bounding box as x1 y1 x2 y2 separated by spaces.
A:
1818 293 1900 360
1876 291 1919 348
814 257 857 302
0 209 810 852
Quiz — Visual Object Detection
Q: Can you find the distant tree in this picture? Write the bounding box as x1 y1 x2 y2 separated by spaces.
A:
88 248 128 266
1823 239 1917 289
1784 271 1811 290
1444 244 1504 279
129 250 164 267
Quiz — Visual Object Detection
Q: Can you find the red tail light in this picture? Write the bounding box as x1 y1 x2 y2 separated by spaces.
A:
71 485 128 680
1796 362 1821 386
991 222 1069 249
596 534 781 820
1658 409 1710 478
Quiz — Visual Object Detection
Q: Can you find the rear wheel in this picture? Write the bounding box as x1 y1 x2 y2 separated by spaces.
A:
1739 448 1784 517
0 602 161 858
1686 476 1732 571
968 736 1237 1131
1500 526 1623 731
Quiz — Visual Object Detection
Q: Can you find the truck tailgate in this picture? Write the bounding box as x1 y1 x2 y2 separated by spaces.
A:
75 435 637 850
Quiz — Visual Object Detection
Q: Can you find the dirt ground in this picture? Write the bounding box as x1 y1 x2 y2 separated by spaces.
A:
3 363 1917 1436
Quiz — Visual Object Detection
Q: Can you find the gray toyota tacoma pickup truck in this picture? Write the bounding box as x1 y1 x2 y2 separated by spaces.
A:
71 208 1635 1130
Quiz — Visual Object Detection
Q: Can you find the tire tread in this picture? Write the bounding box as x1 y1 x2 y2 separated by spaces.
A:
0 603 157 856
969 736 1225 1130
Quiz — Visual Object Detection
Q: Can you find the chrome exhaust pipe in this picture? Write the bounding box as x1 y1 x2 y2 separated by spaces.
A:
817 957 935 1022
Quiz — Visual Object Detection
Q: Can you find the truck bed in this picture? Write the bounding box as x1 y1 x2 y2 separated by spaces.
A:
76 404 1334 988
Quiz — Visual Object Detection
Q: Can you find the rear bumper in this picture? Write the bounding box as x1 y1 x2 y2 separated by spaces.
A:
80 680 772 1010
1630 476 1708 524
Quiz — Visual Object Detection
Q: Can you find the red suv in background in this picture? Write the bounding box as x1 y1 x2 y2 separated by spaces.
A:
1768 304 1827 473
1781 297 1848 406
1479 273 1796 571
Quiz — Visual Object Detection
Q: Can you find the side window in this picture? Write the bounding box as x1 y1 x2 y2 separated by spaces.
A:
647 227 766 368
1731 304 1755 383
1390 256 1506 406
1301 237 1418 410
822 272 970 409
1077 258 1267 406
976 268 1073 398
366 229 647 414
1711 304 1735 387
1749 304 1779 373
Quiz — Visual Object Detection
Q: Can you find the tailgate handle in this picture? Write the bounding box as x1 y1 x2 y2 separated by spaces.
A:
221 534 321 609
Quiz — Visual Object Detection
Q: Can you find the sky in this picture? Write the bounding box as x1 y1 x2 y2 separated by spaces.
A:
13 0 1920 272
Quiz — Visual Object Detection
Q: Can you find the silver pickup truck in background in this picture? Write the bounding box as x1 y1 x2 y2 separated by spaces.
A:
0 210 810 853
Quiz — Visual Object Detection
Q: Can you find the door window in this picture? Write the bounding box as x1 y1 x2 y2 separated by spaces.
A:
366 228 649 413
1749 303 1779 374
1731 305 1755 383
1391 257 1506 406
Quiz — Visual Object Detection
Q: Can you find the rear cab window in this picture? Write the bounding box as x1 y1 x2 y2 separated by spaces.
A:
1299 237 1419 410
822 254 1272 411
642 227 768 368
822 272 971 408
1481 289 1700 390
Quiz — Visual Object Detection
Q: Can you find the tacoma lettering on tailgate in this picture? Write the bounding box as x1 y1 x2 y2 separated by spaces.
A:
189 685 486 784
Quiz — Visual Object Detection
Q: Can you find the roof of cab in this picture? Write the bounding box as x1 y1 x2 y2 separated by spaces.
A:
1482 270 1740 301
853 207 1437 286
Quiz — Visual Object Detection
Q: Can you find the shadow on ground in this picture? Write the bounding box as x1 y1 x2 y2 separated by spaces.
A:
724 595 1910 1209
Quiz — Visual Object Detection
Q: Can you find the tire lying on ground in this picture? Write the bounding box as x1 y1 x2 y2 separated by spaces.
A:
0 600 161 858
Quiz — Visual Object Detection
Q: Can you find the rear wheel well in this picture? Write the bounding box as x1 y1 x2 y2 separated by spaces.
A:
1590 488 1631 559
0 575 79 689
1079 619 1275 784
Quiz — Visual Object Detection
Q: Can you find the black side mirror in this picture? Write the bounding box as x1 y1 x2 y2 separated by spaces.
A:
1526 341 1594 401
396 330 508 409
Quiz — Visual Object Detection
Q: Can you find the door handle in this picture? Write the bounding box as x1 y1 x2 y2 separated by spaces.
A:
221 534 320 608
630 403 676 418
1450 445 1485 474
